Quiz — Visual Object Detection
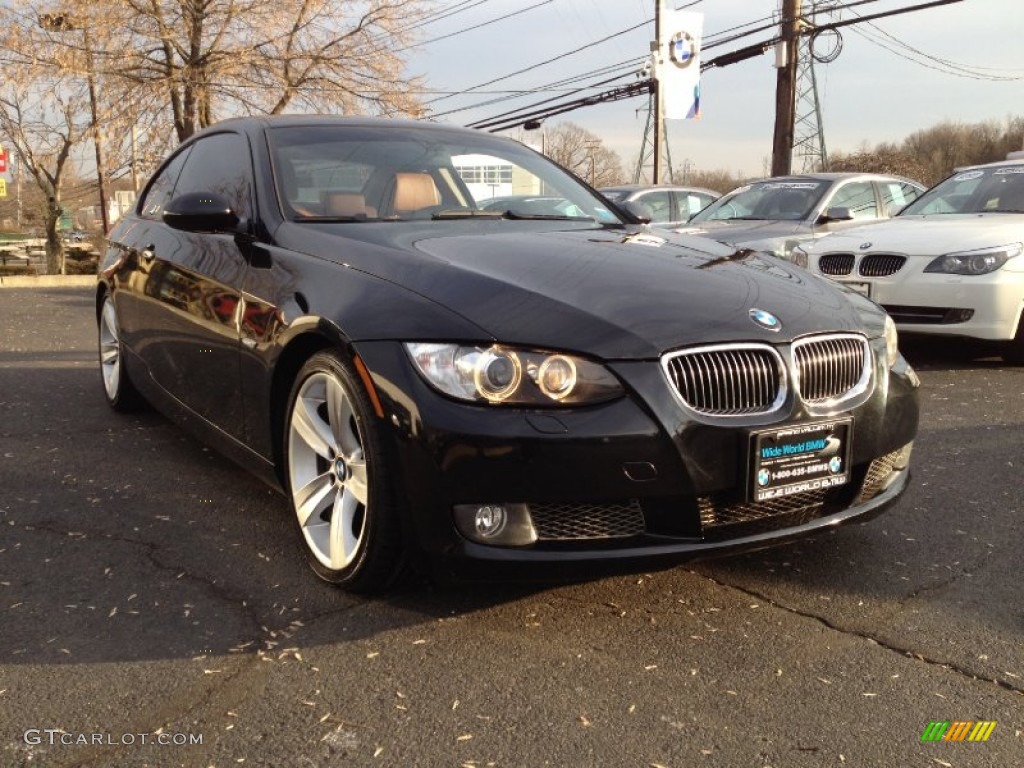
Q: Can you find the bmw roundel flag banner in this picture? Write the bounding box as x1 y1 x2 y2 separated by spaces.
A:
659 8 703 120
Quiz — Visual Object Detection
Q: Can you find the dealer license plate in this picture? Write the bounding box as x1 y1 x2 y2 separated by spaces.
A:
838 280 872 298
749 418 853 502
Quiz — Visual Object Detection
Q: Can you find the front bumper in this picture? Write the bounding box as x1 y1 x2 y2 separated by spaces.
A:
826 265 1024 342
354 340 919 578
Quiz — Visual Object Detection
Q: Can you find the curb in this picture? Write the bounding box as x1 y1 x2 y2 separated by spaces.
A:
0 275 97 288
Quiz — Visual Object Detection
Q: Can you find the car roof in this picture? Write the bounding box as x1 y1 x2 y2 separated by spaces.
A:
600 184 721 195
744 172 918 184
952 157 1024 172
188 115 506 144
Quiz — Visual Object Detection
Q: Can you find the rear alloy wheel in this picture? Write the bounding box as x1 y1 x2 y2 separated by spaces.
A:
98 295 141 411
285 351 406 592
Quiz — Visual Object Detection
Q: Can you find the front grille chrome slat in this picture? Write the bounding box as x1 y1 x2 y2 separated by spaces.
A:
664 335 873 418
819 253 855 276
859 253 906 277
792 334 871 407
663 344 786 417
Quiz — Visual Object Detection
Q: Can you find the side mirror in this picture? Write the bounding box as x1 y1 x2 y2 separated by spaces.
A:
163 192 240 233
621 200 653 224
820 206 854 223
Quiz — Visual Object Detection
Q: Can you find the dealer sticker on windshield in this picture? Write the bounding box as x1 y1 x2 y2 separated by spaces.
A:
749 418 852 502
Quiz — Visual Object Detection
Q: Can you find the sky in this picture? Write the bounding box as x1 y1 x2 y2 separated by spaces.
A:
407 0 1024 179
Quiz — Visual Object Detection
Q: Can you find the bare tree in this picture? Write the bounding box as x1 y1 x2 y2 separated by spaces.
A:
92 0 430 142
0 5 94 272
676 168 750 194
827 143 932 186
538 122 626 188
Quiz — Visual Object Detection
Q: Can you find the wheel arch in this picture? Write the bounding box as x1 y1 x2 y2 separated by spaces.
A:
95 280 111 320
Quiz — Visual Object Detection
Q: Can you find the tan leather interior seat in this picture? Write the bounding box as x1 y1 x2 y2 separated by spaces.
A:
322 192 376 218
393 172 441 214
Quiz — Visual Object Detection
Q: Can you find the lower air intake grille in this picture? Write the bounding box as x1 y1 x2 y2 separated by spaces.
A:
856 448 901 503
530 501 645 540
699 488 829 530
819 253 855 276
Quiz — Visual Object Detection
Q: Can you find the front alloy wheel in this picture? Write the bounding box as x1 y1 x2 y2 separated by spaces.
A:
285 351 405 591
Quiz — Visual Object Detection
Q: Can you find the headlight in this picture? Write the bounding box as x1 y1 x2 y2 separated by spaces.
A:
923 243 1022 275
405 343 623 405
790 245 809 268
884 314 899 368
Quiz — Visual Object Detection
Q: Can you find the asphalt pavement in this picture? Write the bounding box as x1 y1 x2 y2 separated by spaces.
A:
0 285 1021 767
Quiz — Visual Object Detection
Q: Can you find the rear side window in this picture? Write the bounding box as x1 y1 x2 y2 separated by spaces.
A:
637 190 673 222
172 133 254 219
139 148 191 220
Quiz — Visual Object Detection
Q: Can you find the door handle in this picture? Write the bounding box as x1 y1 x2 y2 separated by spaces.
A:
140 244 156 261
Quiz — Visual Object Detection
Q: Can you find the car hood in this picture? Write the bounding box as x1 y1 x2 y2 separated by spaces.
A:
673 219 807 243
808 213 1024 256
278 222 880 359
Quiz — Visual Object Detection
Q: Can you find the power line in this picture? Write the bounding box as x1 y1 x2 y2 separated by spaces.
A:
431 56 646 121
396 0 553 53
844 7 1024 80
422 17 655 109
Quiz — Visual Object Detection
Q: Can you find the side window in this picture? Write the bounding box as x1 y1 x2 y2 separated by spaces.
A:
172 133 253 219
139 148 191 220
682 193 713 217
881 182 920 216
638 190 672 223
828 182 878 219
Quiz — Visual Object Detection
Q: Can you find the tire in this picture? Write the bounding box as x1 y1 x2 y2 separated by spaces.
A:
98 294 142 412
284 350 407 593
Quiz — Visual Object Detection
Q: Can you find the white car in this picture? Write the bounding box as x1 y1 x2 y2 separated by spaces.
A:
797 158 1024 363
676 173 924 260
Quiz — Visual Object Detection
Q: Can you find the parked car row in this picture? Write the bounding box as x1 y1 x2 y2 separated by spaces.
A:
651 160 1023 364
797 158 1024 363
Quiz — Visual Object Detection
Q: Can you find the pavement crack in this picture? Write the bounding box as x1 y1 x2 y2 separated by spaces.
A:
692 569 1024 697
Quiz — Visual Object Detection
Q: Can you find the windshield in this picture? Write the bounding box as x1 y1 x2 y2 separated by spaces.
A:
690 180 828 223
900 165 1024 215
267 125 622 225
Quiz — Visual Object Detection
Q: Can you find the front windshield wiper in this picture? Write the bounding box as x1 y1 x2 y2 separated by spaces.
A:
431 209 505 220
295 216 369 223
502 211 594 221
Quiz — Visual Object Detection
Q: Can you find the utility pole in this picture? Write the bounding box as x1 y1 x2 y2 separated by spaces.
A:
772 0 802 176
82 23 110 236
653 0 663 184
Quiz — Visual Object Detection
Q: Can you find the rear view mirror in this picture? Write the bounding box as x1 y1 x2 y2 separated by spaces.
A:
821 206 854 223
163 192 240 233
621 200 653 224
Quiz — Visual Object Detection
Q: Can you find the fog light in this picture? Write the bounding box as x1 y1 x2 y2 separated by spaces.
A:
475 505 506 537
941 308 974 325
453 503 537 546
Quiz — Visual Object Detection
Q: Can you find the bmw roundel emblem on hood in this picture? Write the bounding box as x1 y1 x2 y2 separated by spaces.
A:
749 308 782 332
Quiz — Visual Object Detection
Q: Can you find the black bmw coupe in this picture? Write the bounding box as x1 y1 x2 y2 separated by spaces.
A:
97 116 919 592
